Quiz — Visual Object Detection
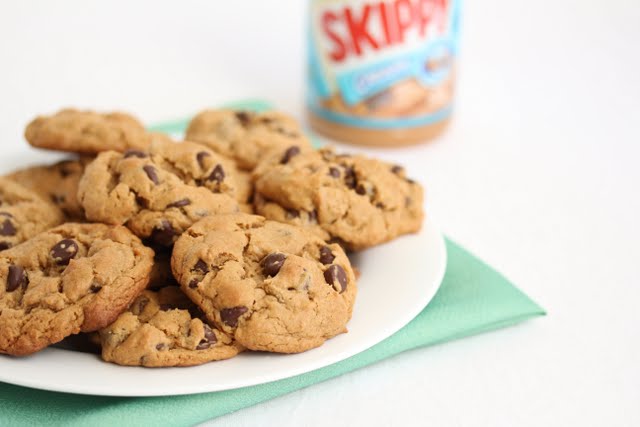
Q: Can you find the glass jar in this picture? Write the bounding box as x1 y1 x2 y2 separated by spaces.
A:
307 0 461 146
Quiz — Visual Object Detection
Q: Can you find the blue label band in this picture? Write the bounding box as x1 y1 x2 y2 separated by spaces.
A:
336 36 456 106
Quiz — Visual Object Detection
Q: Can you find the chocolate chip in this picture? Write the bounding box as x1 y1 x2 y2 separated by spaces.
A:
220 306 248 327
89 282 102 293
308 210 318 223
6 265 27 292
159 304 172 311
0 219 16 236
355 184 367 195
261 253 286 277
143 165 160 185
319 246 335 265
281 146 300 164
155 343 166 350
328 167 341 178
208 164 225 183
196 151 211 169
324 265 347 293
50 239 79 265
391 165 404 174
131 297 149 315
196 324 218 349
194 259 209 274
285 209 299 219
188 278 199 289
0 242 10 251
150 219 175 246
167 198 191 208
124 149 147 159
235 111 251 126
344 167 357 189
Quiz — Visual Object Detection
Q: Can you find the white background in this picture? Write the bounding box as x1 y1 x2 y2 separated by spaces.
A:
1 1 639 426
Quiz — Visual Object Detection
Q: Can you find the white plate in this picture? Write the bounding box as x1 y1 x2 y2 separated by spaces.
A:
0 218 446 396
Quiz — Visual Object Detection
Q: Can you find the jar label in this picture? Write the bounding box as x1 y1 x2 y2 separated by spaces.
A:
308 0 460 129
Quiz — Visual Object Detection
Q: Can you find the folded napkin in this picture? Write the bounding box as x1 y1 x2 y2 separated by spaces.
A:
0 102 545 426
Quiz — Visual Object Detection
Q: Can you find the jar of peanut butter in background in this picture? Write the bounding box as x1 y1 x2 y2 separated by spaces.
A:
307 0 461 146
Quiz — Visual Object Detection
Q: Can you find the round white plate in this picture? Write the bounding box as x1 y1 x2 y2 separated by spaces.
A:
0 219 446 396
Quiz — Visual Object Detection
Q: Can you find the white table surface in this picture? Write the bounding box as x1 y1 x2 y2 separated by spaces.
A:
1 1 639 426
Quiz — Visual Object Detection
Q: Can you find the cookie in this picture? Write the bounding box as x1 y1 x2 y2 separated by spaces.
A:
99 287 242 367
78 136 240 246
0 223 154 356
230 166 254 213
253 147 424 250
171 213 357 353
6 157 91 220
25 108 150 154
185 109 313 171
0 177 65 252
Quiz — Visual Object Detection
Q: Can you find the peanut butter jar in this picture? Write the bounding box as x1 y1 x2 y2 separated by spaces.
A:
307 0 461 146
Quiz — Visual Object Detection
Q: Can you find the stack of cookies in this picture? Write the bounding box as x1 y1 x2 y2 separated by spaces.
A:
0 107 423 367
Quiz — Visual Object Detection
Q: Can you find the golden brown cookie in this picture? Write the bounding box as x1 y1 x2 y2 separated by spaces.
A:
99 287 242 367
229 164 254 213
25 109 150 154
185 109 313 171
0 177 65 252
253 147 424 250
0 223 154 356
78 137 240 246
5 157 91 220
171 213 357 354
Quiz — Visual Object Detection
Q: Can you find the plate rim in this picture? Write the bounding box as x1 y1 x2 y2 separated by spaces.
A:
0 221 447 397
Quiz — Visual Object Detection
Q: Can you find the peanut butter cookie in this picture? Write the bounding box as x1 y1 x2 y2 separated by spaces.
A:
185 109 312 171
253 147 424 250
25 109 150 154
6 157 91 220
78 137 240 246
0 223 153 356
171 213 357 353
0 177 65 252
99 287 242 367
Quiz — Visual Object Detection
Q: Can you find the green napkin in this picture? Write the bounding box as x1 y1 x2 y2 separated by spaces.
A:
0 102 545 426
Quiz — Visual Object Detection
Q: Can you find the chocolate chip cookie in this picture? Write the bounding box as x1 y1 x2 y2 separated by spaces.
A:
0 177 65 252
171 213 357 353
185 109 313 171
99 286 242 367
253 147 424 250
0 223 154 356
6 157 90 220
231 166 254 213
78 136 240 246
25 109 151 154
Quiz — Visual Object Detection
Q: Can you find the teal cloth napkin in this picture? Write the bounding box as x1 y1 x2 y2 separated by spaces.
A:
0 102 545 426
